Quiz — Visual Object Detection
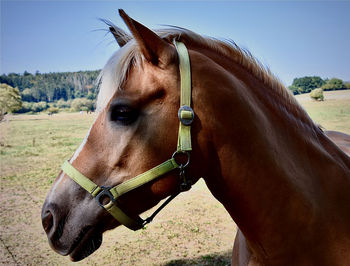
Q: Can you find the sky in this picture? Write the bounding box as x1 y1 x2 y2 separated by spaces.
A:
1 1 349 86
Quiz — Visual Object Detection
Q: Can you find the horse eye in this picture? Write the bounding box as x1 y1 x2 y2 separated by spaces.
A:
110 105 139 125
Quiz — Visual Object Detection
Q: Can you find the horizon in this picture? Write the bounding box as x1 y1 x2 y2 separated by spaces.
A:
1 1 349 86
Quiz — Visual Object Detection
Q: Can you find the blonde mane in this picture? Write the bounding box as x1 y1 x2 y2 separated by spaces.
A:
96 26 316 130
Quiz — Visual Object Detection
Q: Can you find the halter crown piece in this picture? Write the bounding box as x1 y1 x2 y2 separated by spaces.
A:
61 41 194 230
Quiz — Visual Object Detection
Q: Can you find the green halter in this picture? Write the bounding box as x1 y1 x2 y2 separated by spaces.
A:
61 41 194 231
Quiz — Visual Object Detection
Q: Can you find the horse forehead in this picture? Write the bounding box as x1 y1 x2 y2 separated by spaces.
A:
125 63 176 92
127 66 156 88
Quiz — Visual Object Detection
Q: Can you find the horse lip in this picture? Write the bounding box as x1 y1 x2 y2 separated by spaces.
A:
48 225 93 256
66 226 93 254
68 226 103 261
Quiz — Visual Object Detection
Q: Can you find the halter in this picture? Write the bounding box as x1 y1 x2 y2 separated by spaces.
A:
61 41 194 231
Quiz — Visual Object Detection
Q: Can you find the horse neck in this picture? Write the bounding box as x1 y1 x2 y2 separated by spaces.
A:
191 47 350 258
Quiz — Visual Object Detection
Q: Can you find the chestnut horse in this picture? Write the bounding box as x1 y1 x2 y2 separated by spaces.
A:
42 10 350 265
325 131 350 156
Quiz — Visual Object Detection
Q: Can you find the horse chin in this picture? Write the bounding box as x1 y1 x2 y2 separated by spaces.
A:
68 227 103 261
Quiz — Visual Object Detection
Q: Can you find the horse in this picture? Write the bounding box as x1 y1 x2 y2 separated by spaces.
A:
41 10 350 265
325 131 350 157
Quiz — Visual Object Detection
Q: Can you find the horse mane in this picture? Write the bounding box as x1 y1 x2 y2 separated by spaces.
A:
96 25 317 132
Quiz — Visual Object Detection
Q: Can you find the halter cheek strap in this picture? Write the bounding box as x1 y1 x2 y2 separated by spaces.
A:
61 41 194 231
175 41 193 152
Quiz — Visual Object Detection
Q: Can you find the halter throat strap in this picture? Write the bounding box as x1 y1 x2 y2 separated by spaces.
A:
61 41 193 231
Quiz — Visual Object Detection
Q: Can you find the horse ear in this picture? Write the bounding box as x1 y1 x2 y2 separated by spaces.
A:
119 9 176 66
109 26 131 47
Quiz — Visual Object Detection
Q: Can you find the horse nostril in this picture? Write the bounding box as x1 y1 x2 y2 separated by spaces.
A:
42 210 54 234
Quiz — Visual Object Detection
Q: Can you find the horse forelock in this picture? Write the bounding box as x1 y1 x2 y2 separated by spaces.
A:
95 39 143 112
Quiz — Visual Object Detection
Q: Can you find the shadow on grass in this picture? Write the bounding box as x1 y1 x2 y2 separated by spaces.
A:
163 250 231 266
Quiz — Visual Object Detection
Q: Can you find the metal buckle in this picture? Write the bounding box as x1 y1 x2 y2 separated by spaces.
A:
178 105 194 126
95 186 115 207
172 150 190 168
172 151 192 191
179 167 192 191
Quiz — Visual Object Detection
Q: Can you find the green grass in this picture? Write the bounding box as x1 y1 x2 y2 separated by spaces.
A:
0 113 96 265
300 100 350 133
295 90 350 133
0 113 95 193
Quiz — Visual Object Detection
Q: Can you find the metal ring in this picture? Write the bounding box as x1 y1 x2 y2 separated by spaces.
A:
95 186 115 207
172 150 190 168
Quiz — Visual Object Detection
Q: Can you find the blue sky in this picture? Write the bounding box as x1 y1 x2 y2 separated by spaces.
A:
1 1 349 86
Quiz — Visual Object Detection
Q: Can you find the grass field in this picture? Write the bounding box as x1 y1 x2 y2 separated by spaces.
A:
295 90 350 133
1 90 349 265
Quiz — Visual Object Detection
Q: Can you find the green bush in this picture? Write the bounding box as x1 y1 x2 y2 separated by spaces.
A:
17 101 49 113
47 107 59 114
32 101 48 112
322 78 346 91
56 99 71 109
18 101 34 113
18 100 75 113
71 98 94 112
310 88 324 101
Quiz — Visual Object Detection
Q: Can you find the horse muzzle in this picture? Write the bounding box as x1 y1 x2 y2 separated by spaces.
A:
41 192 106 261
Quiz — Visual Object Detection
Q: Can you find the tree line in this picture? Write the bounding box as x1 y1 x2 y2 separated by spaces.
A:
0 70 99 102
0 71 349 118
288 76 349 95
0 70 99 115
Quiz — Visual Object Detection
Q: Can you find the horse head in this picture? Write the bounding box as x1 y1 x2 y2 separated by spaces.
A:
41 10 207 261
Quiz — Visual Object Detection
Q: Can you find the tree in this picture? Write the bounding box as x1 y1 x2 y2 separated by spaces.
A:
21 88 35 102
0 83 22 120
288 85 301 95
321 78 346 91
289 76 325 94
87 91 96 100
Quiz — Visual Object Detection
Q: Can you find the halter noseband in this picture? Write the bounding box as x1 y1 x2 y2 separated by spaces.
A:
61 41 194 231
